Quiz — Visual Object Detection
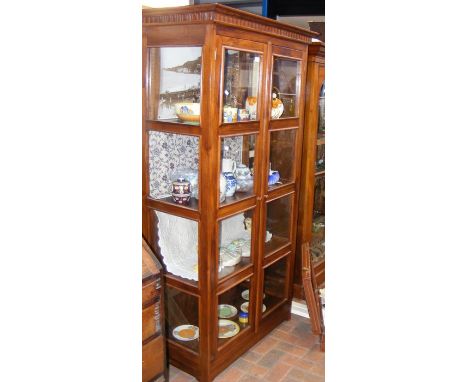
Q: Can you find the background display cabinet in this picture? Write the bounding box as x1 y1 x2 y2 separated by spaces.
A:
142 5 318 381
294 42 325 347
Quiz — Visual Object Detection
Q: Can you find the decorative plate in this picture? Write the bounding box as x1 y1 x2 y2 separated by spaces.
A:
241 289 266 301
240 302 266 313
218 304 238 319
271 98 284 119
218 319 240 339
173 325 199 341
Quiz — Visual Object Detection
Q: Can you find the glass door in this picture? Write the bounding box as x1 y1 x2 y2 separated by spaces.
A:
261 45 306 320
214 36 267 352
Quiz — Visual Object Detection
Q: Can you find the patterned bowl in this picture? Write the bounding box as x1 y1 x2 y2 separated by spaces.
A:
175 102 201 123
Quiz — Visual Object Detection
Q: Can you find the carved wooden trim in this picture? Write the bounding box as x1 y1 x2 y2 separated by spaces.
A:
142 4 318 44
308 42 325 59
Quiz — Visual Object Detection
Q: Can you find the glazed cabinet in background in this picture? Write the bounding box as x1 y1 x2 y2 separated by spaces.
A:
142 5 318 381
294 42 325 349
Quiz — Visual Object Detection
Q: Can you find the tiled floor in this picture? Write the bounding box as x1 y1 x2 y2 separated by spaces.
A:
168 314 324 382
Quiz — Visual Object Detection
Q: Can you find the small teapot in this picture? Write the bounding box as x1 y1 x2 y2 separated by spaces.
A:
234 164 251 179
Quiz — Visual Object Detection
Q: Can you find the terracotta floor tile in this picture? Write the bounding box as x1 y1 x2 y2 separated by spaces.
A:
308 361 325 377
302 347 325 363
276 341 309 358
291 322 313 338
263 362 293 382
214 366 244 382
270 329 300 343
257 349 286 368
251 336 279 354
239 375 263 382
231 357 254 372
285 367 324 382
170 372 197 382
241 350 262 363
294 335 319 349
247 363 269 378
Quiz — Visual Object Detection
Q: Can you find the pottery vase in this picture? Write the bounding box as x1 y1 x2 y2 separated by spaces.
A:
223 172 237 197
219 173 227 202
172 177 191 195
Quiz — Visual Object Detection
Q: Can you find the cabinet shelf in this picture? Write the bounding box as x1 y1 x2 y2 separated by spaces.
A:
219 192 255 208
218 258 253 286
164 273 199 295
146 196 199 220
146 120 201 136
264 235 290 257
315 170 325 176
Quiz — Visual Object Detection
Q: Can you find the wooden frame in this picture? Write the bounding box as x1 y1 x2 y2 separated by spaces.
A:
143 5 318 381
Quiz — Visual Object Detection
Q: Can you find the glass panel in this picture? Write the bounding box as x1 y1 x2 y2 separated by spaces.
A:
312 174 325 263
313 175 325 220
263 257 288 317
220 134 256 205
147 47 202 125
148 131 199 210
272 58 300 118
265 194 293 256
154 211 199 282
316 144 325 173
222 49 261 123
217 278 252 347
318 81 325 133
268 129 296 188
166 286 199 353
218 209 254 280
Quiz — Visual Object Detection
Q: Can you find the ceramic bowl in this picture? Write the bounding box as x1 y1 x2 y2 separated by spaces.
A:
175 102 201 123
172 192 191 205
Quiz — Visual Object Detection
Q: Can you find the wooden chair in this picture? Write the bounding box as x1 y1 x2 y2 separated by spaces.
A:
301 242 325 351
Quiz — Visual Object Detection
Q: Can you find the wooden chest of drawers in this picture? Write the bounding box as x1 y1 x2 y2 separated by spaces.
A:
142 239 166 382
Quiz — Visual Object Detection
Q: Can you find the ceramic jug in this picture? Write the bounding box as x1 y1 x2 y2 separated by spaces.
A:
219 173 227 202
223 172 237 197
222 158 236 173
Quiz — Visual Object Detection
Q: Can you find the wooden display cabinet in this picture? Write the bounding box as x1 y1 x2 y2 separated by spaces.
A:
294 42 325 347
142 4 318 381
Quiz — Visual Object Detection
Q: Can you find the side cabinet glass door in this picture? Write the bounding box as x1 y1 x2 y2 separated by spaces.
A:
215 35 267 351
262 45 305 318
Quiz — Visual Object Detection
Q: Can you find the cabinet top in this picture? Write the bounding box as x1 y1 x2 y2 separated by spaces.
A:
142 3 318 44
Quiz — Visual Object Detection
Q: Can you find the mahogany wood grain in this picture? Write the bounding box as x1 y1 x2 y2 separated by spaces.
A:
142 336 164 382
145 197 200 221
146 24 206 47
218 122 260 136
269 117 300 130
145 120 201 137
142 239 167 382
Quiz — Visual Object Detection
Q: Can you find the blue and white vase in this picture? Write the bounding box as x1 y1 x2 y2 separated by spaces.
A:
223 172 237 197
